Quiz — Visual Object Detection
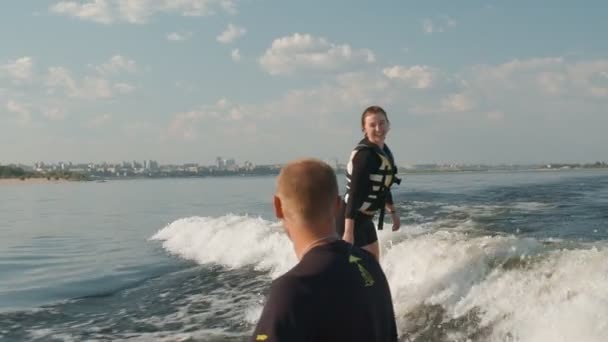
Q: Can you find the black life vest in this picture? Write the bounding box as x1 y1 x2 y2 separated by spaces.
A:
345 139 401 215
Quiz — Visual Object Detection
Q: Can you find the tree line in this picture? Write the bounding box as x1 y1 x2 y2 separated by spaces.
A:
0 165 87 181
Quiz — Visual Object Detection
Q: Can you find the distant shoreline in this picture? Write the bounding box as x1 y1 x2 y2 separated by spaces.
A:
2 167 607 185
0 178 71 185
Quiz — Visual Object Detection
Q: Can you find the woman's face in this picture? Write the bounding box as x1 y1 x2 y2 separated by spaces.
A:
363 112 389 146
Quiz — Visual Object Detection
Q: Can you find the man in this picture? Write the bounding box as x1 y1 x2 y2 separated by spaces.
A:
251 158 398 342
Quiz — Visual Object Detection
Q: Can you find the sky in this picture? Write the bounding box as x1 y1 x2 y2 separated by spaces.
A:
1 0 607 166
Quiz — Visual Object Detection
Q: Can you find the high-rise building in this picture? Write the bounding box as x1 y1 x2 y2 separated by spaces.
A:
216 156 225 169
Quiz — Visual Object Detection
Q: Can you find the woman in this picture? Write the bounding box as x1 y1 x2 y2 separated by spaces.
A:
337 105 401 261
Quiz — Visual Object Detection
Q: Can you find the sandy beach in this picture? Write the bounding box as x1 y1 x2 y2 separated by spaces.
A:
0 178 70 185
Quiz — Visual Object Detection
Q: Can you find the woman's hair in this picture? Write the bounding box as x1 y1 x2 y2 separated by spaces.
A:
361 105 389 130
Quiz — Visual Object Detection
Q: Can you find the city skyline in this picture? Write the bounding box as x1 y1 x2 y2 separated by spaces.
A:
1 1 608 165
8 156 608 170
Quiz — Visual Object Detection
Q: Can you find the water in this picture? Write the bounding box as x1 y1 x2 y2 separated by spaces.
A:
1 170 607 341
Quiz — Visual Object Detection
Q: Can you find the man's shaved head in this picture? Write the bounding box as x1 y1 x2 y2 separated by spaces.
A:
276 159 339 224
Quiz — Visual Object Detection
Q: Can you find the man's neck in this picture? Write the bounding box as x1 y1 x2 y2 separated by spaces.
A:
290 222 338 260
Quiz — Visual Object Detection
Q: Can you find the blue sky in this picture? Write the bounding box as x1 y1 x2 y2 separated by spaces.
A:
1 0 607 166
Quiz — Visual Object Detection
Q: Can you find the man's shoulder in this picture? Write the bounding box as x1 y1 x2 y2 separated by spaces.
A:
274 242 352 286
268 271 310 301
273 242 384 290
271 272 302 290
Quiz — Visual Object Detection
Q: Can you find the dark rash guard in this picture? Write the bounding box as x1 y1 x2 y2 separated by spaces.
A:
251 240 398 342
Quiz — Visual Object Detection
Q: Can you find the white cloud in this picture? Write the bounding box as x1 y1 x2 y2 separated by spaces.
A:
122 121 152 139
88 114 112 127
168 110 203 140
174 80 198 93
231 49 241 62
473 57 564 82
46 66 131 99
219 0 237 15
422 19 437 34
41 56 138 99
567 60 608 98
165 72 394 151
160 0 221 17
422 16 457 34
95 55 137 75
590 87 608 97
440 93 476 112
43 107 67 121
158 57 608 164
255 72 391 121
383 65 436 89
171 71 389 135
1 57 34 82
82 77 113 98
114 82 136 93
401 57 608 119
47 67 79 96
6 100 31 124
408 92 477 116
486 110 504 121
168 98 247 140
116 0 155 24
259 33 376 75
470 57 608 99
50 0 238 24
167 31 192 41
217 24 246 44
537 72 566 95
50 0 113 24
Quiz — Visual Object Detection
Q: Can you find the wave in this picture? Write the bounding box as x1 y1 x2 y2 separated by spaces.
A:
151 214 608 341
150 215 296 278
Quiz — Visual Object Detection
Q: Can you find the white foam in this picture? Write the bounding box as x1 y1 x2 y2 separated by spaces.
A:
110 328 243 342
381 231 543 333
244 305 264 325
28 328 77 342
151 214 608 341
510 201 553 211
440 201 553 218
451 247 608 342
150 215 296 278
441 203 504 218
132 290 258 334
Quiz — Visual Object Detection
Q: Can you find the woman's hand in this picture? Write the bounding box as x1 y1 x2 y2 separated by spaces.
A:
390 210 400 231
343 218 355 244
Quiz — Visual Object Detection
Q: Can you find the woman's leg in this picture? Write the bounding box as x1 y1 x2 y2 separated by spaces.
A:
362 241 380 261
356 215 380 261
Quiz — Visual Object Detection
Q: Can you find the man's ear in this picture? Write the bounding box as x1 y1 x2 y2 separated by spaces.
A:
273 195 284 219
